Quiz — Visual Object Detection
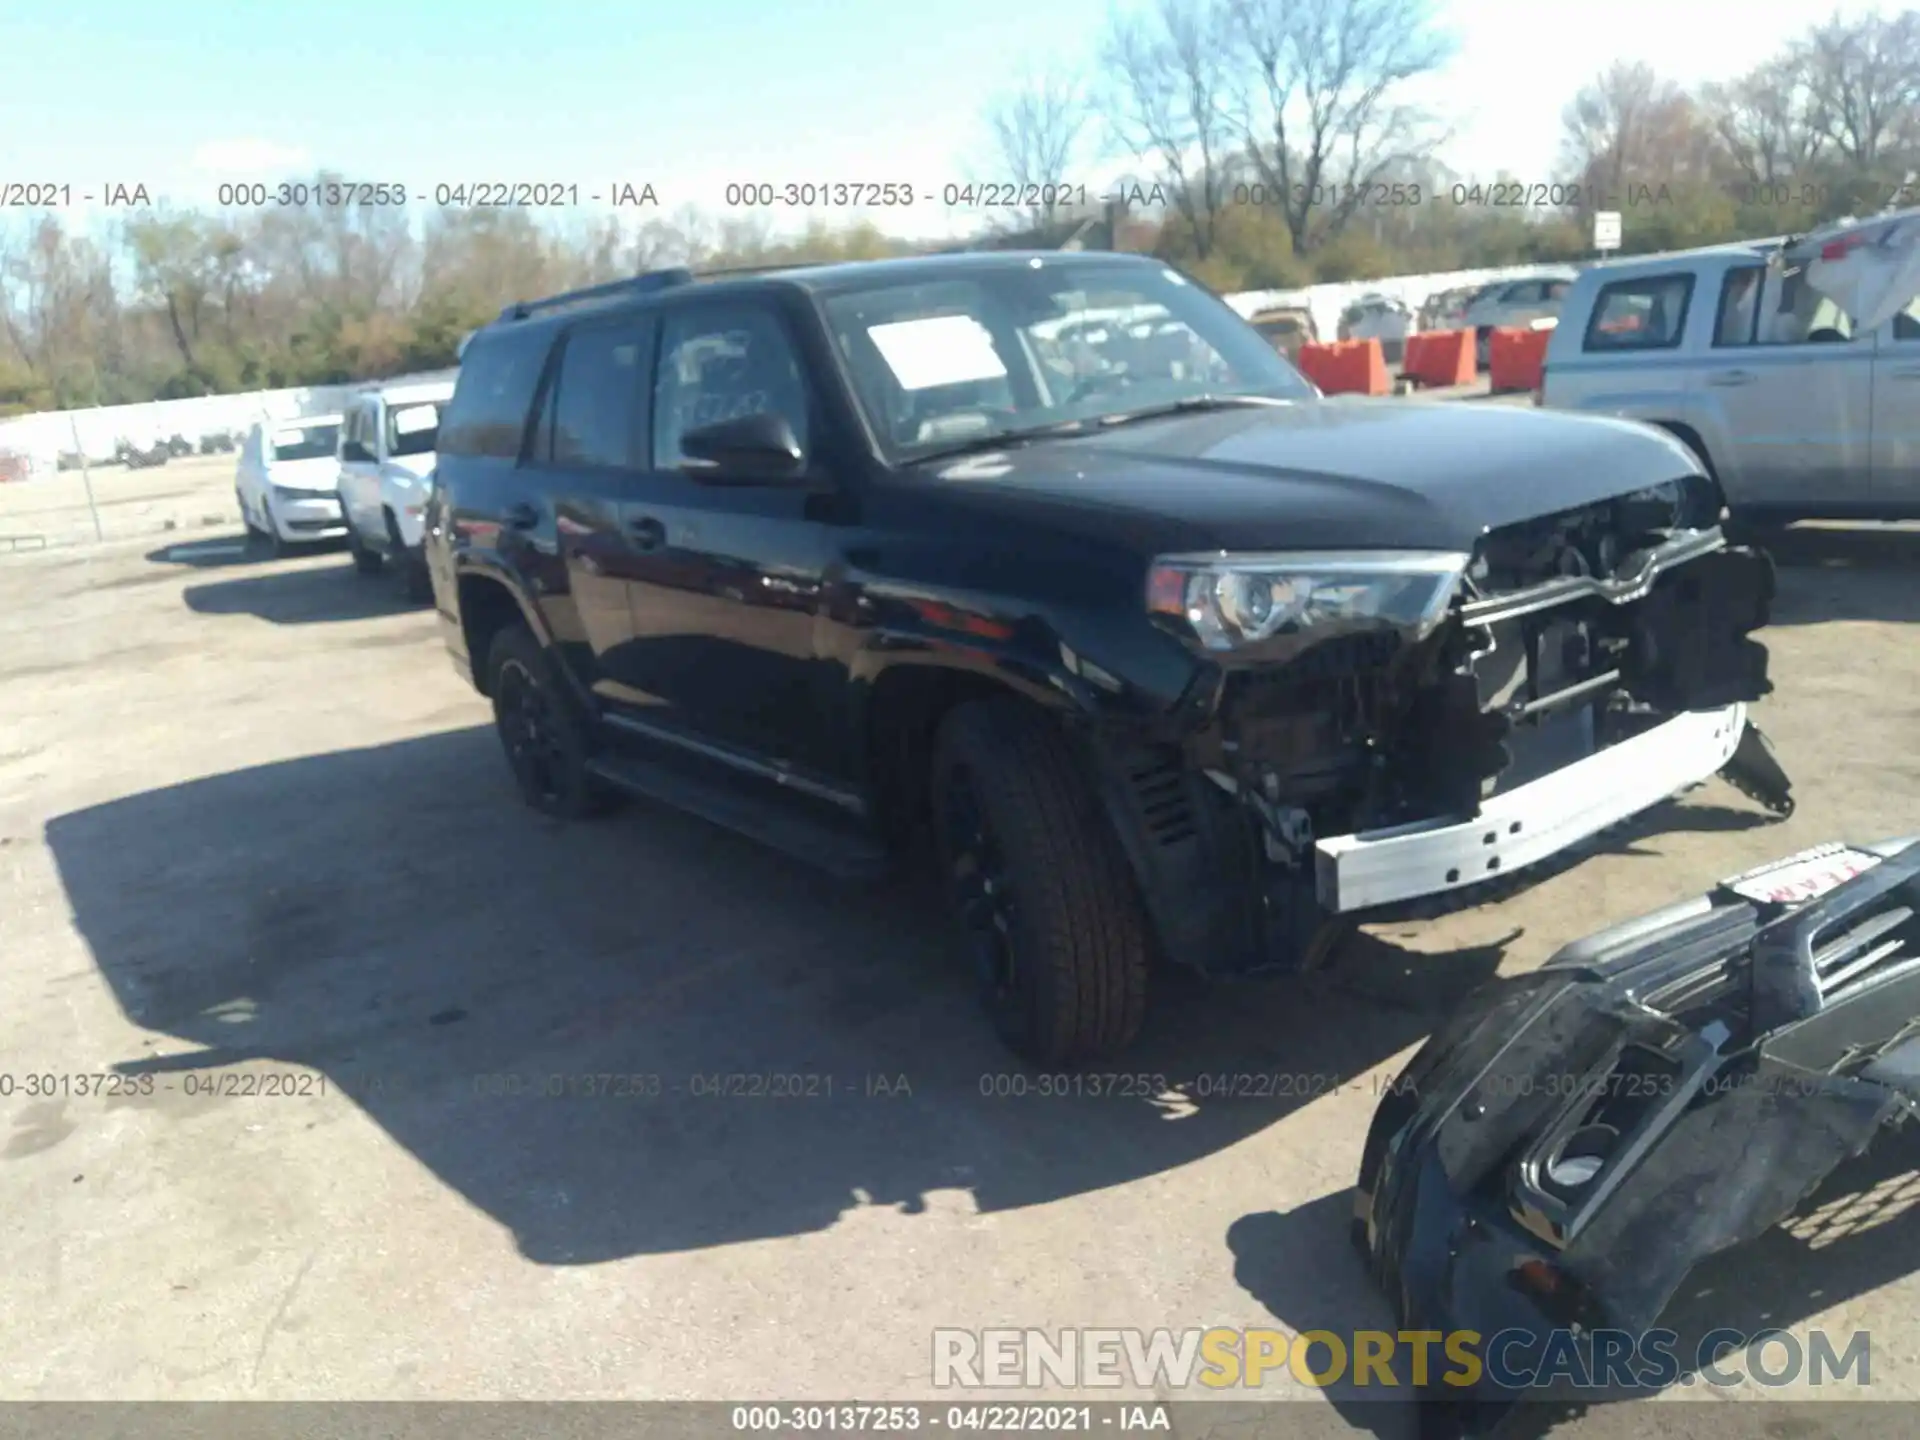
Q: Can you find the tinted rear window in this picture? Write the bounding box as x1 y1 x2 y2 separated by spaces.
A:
1582 274 1694 352
550 319 649 469
438 327 554 459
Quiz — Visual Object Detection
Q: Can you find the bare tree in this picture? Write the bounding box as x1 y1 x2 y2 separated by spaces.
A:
1228 0 1454 254
983 68 1089 231
1560 61 1719 206
1802 11 1920 169
1100 0 1239 261
1700 53 1829 185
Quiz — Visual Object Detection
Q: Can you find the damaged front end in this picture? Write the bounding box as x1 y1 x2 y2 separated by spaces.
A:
1354 835 1920 1421
1118 480 1793 978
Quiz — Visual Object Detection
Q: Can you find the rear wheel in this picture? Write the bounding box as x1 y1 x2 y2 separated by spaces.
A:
486 625 615 820
931 698 1151 1065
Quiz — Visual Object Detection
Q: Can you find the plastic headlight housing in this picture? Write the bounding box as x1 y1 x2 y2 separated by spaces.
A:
272 484 330 503
1146 551 1470 652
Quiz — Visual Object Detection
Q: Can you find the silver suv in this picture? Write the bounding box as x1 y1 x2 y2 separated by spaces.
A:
1463 271 1577 365
1540 221 1920 526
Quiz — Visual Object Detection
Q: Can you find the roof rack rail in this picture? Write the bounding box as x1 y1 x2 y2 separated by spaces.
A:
688 260 821 281
497 267 696 322
495 258 833 324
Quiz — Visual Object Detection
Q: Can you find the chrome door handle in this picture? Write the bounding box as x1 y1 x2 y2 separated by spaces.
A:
1708 370 1755 387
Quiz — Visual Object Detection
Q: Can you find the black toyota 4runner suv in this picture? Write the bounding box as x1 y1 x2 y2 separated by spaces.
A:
423 251 1793 1065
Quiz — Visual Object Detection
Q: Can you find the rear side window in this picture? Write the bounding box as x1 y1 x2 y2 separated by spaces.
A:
1582 274 1693 352
439 327 555 459
548 319 652 469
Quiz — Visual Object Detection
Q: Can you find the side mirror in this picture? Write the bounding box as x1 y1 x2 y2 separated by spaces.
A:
679 412 807 482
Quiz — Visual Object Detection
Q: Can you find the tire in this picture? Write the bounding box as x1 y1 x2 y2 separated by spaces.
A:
930 697 1152 1065
486 625 615 820
258 499 289 558
344 517 384 575
387 512 432 602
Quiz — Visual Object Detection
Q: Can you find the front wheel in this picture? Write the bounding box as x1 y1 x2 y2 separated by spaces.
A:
344 517 384 575
387 512 432 602
486 625 615 820
931 698 1152 1065
257 499 289 558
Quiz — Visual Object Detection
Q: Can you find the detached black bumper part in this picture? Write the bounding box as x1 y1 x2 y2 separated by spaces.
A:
1354 835 1920 1418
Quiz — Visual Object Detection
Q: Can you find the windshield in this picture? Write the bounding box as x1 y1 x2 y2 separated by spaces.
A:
271 424 339 462
386 402 442 457
818 262 1314 461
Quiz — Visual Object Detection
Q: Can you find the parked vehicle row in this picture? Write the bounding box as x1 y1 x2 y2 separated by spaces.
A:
1327 274 1579 372
416 249 1796 1064
232 376 456 597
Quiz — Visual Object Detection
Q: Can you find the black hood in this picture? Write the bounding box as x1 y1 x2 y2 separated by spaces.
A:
918 399 1704 553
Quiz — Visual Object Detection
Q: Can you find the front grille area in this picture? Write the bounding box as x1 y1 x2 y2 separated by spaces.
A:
1469 482 1691 595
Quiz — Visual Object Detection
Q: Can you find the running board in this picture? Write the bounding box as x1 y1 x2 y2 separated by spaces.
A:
585 751 893 882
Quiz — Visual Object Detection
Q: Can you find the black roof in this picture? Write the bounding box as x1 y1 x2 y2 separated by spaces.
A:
475 249 1164 340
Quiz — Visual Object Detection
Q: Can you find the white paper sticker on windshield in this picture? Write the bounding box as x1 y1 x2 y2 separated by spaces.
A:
272 429 310 449
393 405 439 435
867 316 1008 391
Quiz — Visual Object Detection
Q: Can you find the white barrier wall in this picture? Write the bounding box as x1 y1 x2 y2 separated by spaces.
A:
0 370 456 473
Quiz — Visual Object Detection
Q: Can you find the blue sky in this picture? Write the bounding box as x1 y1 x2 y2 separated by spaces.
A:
0 0 1896 243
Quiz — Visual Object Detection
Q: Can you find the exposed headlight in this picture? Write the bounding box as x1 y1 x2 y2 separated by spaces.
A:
272 484 334 504
1146 551 1470 651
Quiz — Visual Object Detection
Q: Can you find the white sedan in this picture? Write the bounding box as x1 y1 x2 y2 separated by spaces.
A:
235 416 346 554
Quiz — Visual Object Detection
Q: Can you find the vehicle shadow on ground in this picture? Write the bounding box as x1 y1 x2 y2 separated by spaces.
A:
1226 1098 1920 1438
1765 524 1920 627
47 727 1506 1266
145 533 340 569
182 564 426 623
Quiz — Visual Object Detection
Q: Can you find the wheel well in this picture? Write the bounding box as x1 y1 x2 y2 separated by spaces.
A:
1650 420 1718 480
864 667 1054 842
457 575 525 697
1647 421 1726 521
